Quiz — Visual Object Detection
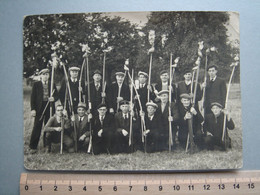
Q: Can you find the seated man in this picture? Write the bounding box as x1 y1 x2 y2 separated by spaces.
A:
203 102 235 150
177 93 204 152
44 104 74 153
71 102 92 152
141 101 163 153
91 103 115 155
113 100 139 153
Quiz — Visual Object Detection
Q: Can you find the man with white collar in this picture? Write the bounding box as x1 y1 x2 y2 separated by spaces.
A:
107 71 130 113
156 90 179 150
71 102 92 152
203 102 235 150
59 66 85 114
141 101 163 153
91 103 115 154
29 68 58 153
154 70 176 102
176 68 202 107
201 65 227 114
135 71 155 112
85 70 106 114
44 104 74 153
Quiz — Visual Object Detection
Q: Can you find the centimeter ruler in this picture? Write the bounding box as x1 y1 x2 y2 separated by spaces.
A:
20 171 260 195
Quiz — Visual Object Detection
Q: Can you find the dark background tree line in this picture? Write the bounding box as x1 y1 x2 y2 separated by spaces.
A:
23 11 240 85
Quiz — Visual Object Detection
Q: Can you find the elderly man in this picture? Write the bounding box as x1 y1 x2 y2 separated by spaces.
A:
91 103 115 154
44 104 74 153
107 72 130 113
29 68 58 153
203 102 235 150
59 66 85 114
156 90 179 151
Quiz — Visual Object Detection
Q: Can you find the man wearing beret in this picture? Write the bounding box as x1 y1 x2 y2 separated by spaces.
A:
176 68 202 108
140 101 163 153
154 70 176 103
177 93 204 151
44 104 74 153
71 102 92 152
85 69 106 114
201 65 227 115
113 100 139 153
156 90 179 150
29 68 59 153
135 71 155 112
91 103 115 154
107 72 130 113
59 66 85 114
203 102 235 150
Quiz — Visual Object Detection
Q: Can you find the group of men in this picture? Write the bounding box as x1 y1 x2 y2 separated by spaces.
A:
28 64 235 154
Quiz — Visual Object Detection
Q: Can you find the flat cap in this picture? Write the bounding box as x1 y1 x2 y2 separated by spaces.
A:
69 66 80 71
138 71 148 78
119 100 129 106
211 102 223 108
39 68 49 75
77 102 87 109
180 93 193 99
97 103 107 109
92 69 102 76
183 68 192 74
115 72 125 77
157 90 169 96
160 70 168 75
146 101 158 109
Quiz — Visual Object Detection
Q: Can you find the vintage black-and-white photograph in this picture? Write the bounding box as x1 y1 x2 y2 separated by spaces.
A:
23 11 241 170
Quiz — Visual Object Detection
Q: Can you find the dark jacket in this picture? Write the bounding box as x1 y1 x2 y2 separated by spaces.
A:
154 82 177 102
135 83 155 111
176 81 202 104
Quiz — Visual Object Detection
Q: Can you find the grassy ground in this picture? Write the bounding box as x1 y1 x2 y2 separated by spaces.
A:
23 82 242 171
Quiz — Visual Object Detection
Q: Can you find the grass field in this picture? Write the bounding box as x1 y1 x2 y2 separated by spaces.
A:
23 82 242 171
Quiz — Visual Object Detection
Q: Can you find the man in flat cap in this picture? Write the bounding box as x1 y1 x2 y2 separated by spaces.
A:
201 65 227 115
140 101 163 153
177 93 204 151
135 71 155 112
203 102 235 150
176 68 202 108
59 66 85 114
156 90 179 150
113 100 139 153
44 104 74 153
91 103 115 154
29 68 59 153
107 71 130 113
70 102 92 152
154 70 176 103
85 70 106 114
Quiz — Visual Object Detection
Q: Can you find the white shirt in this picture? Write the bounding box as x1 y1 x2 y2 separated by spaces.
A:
210 76 217 82
185 80 192 85
148 115 154 120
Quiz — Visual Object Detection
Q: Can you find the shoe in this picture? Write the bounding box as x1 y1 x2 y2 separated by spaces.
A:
29 148 37 154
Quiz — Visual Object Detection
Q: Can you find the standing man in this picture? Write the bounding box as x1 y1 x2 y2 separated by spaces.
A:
176 68 202 107
107 72 130 113
91 103 115 154
29 68 58 153
156 90 179 150
85 70 106 114
203 102 235 150
154 70 176 103
44 104 74 153
71 102 92 152
177 93 204 150
59 66 85 114
202 65 226 114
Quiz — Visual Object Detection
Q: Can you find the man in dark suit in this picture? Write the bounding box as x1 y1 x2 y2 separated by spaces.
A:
156 90 179 150
85 70 106 114
141 101 163 153
107 72 130 113
113 100 139 153
91 103 115 154
176 68 202 107
203 102 235 150
71 102 92 152
154 70 176 103
59 66 85 114
29 68 58 152
177 93 204 150
201 65 227 114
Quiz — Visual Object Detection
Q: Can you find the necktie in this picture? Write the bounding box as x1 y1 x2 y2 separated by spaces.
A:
100 116 104 126
95 84 99 91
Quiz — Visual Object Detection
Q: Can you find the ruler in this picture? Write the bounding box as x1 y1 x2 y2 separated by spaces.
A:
20 171 260 195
